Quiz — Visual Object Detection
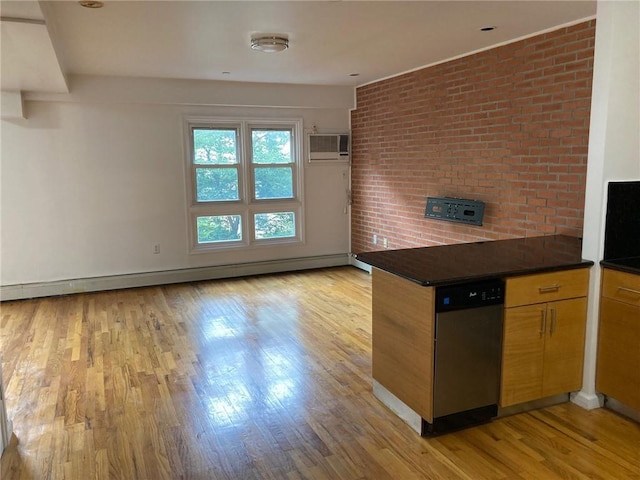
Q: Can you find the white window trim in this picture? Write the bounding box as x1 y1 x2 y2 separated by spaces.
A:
183 116 305 253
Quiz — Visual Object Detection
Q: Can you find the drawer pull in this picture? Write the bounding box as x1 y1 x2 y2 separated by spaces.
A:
540 310 547 337
618 286 640 296
539 284 561 293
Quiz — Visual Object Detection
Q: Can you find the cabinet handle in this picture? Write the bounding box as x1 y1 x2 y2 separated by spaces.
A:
540 309 547 337
550 308 557 336
618 286 640 296
539 284 560 293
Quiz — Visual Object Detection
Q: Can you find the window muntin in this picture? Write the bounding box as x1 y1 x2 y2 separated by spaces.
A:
186 118 302 251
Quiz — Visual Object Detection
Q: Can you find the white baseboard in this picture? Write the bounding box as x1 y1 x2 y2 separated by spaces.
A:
1 254 350 301
349 254 372 273
571 391 604 410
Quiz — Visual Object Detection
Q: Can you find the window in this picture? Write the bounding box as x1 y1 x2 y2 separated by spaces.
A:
193 127 240 202
186 118 303 251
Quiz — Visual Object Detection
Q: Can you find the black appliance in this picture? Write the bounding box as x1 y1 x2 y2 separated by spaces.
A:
604 180 640 260
425 279 504 435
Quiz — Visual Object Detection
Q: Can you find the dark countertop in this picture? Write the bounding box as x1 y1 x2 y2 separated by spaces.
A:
600 257 640 275
355 235 594 286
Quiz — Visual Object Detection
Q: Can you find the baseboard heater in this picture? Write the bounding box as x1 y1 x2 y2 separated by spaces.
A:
1 253 350 301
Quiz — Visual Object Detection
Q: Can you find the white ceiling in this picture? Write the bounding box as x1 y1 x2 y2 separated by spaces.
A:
1 0 597 94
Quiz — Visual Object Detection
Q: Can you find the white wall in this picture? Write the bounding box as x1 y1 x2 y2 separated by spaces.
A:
576 0 640 409
1 75 354 288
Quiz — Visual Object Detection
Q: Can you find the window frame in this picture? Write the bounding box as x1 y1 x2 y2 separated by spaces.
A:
184 116 304 253
190 124 243 204
247 124 298 202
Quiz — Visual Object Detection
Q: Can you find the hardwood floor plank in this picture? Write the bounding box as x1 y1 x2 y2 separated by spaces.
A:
2 266 639 479
462 426 556 479
529 407 640 478
430 435 512 480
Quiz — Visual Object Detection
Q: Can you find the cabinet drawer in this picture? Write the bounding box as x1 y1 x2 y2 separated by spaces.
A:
505 268 589 307
602 268 640 307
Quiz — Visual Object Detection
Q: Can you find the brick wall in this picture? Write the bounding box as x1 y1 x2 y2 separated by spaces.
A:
351 20 595 253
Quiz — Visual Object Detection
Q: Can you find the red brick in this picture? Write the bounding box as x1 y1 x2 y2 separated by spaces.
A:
350 21 593 252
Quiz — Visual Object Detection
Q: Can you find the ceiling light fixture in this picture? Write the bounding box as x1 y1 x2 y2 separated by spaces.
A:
79 1 104 8
250 35 289 53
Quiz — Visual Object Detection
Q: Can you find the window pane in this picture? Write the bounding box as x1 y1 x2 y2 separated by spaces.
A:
196 168 239 201
254 167 293 199
252 129 292 164
254 212 295 239
193 128 238 165
197 215 242 243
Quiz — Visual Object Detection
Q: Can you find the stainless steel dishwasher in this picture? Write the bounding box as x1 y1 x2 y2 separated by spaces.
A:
426 279 504 435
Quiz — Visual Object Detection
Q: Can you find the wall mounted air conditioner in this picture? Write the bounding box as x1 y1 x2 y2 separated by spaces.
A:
308 133 350 163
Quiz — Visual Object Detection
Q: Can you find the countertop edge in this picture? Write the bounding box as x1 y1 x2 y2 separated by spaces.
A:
356 235 594 286
370 261 594 287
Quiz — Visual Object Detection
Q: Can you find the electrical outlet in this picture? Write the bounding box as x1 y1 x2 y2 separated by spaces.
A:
153 244 160 254
382 238 388 248
373 234 377 245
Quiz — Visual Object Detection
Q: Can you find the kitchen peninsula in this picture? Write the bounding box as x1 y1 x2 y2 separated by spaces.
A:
356 234 594 435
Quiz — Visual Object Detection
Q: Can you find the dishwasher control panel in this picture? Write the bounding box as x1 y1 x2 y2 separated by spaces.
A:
436 279 504 312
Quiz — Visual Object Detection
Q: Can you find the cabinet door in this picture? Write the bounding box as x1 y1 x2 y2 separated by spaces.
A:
596 297 640 410
501 304 546 407
542 298 587 397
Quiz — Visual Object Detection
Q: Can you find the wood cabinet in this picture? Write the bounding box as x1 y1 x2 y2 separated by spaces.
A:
371 265 591 420
371 268 435 422
596 268 640 410
500 269 589 407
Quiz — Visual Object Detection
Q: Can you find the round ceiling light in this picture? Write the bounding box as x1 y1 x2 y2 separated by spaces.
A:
250 35 289 53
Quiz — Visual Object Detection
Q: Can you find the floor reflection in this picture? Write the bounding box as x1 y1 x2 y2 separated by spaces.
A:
202 317 239 340
197 295 305 428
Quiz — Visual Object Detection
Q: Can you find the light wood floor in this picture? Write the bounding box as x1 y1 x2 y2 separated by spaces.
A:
1 266 639 479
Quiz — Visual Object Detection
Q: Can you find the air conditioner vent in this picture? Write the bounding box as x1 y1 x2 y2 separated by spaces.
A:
308 133 349 163
310 135 339 154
